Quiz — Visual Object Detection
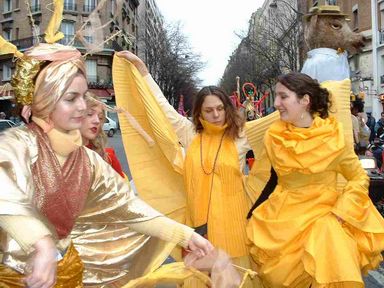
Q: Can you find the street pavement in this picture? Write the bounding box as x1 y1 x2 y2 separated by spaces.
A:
109 130 384 287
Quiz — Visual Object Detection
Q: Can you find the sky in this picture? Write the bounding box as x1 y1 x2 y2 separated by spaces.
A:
156 0 265 86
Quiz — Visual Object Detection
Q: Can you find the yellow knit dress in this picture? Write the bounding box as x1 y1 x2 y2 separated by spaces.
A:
247 116 384 288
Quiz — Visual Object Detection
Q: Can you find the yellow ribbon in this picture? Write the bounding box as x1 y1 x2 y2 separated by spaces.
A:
44 0 65 44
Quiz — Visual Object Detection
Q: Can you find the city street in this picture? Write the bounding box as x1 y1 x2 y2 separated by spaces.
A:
109 130 384 287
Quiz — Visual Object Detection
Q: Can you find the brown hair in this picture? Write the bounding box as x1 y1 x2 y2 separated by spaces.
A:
192 85 244 139
277 72 332 119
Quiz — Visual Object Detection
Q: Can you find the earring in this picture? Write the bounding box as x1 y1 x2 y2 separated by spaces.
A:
300 113 304 120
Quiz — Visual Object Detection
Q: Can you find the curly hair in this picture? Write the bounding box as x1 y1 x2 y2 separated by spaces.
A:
84 92 108 161
277 72 332 119
191 86 244 139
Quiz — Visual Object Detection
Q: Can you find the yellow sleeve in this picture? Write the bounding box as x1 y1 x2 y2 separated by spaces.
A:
112 55 186 223
0 216 52 253
144 74 195 148
128 216 194 248
332 147 383 231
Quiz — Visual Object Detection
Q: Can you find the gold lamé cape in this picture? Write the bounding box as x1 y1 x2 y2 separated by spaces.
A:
0 125 175 287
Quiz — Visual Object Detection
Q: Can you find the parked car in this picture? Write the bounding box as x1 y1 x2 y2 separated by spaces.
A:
0 119 18 132
103 115 117 137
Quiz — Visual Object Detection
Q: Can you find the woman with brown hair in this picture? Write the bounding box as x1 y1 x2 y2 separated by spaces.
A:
115 51 270 286
247 72 384 287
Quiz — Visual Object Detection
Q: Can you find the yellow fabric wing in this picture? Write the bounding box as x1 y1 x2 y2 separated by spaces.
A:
112 55 186 223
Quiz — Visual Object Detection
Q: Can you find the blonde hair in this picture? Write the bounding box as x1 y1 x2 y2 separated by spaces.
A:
84 92 109 161
31 58 87 119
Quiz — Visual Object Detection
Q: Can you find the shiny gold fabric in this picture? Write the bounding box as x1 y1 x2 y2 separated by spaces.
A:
0 125 176 285
30 122 91 239
10 56 42 105
0 243 83 287
184 119 250 258
247 116 384 287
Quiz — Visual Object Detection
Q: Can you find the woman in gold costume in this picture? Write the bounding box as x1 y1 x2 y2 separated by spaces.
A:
246 72 384 287
0 43 213 288
115 51 272 287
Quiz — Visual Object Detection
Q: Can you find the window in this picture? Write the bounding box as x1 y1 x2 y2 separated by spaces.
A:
3 0 12 12
326 0 337 5
2 64 12 81
84 0 96 12
64 0 76 11
353 8 358 30
15 0 20 9
31 0 40 12
3 30 12 41
86 59 97 83
60 21 75 44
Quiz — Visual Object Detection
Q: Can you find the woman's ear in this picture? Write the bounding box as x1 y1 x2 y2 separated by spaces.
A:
301 94 310 107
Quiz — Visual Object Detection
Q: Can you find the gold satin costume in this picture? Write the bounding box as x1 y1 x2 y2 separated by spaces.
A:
0 125 185 286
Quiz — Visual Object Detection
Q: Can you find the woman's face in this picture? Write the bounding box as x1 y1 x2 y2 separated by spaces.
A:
50 75 88 133
201 95 226 126
80 103 104 143
274 82 307 124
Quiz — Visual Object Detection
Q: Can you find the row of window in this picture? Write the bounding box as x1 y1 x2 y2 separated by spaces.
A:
2 0 96 13
2 59 97 82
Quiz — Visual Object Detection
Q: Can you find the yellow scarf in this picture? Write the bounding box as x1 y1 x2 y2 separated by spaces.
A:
184 119 249 257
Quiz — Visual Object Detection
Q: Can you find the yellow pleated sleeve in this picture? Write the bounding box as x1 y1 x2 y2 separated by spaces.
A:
112 55 186 223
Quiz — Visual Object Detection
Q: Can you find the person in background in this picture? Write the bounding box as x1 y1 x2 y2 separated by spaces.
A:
0 112 6 119
247 72 384 287
80 92 125 178
366 112 376 143
375 111 384 139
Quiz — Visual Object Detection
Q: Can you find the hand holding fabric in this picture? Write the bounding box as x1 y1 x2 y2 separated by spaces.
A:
115 50 149 76
25 236 58 288
187 232 214 259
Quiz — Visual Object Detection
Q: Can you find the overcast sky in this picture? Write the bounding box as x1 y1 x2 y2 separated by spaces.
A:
155 0 265 86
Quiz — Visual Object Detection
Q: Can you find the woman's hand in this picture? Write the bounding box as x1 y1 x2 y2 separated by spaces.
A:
187 232 214 259
115 51 149 76
25 236 58 288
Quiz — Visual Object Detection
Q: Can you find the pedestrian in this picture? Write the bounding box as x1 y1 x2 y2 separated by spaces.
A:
0 43 213 287
375 111 384 138
80 92 125 178
246 72 384 287
366 111 376 143
115 50 278 287
0 112 6 119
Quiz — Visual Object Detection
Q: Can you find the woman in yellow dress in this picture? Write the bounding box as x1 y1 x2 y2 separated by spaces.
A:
114 51 274 286
246 72 384 287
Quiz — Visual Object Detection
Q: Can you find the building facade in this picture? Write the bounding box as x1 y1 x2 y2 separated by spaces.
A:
0 0 139 117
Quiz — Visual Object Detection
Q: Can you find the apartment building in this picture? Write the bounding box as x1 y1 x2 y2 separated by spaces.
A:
0 0 139 116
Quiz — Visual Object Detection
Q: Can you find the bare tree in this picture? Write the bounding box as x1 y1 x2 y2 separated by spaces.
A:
137 18 204 110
